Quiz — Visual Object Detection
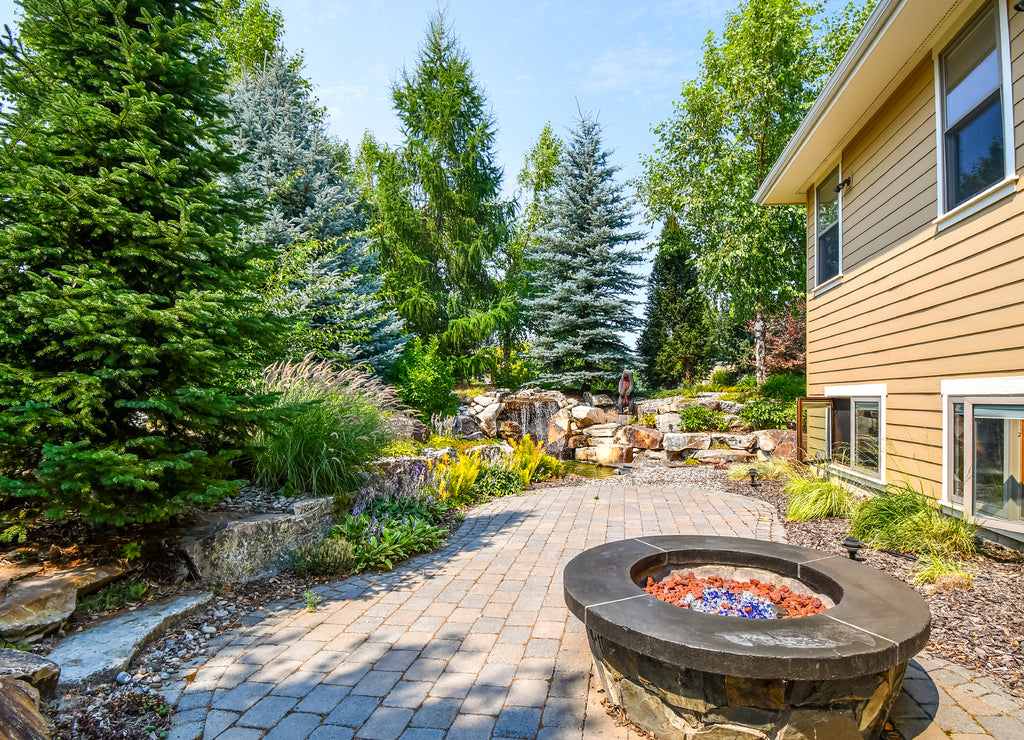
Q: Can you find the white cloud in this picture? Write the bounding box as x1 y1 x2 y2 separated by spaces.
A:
577 40 696 104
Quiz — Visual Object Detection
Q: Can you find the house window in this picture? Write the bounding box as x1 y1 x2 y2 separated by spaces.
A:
949 398 1024 532
815 167 840 284
940 3 1005 210
796 386 884 481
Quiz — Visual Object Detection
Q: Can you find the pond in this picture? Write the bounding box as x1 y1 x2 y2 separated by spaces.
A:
561 460 621 479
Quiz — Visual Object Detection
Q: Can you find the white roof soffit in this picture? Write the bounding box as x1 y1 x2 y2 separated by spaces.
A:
756 0 967 206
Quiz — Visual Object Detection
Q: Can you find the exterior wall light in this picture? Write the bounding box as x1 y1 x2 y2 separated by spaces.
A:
833 177 852 193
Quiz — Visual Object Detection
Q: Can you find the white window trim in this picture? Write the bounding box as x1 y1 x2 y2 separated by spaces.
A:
824 383 886 483
813 163 843 290
940 376 1024 512
932 0 1016 219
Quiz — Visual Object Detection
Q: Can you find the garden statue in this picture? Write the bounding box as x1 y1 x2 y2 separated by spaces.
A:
616 370 635 414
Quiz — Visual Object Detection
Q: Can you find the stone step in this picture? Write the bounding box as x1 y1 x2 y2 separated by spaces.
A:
693 449 755 463
47 593 212 692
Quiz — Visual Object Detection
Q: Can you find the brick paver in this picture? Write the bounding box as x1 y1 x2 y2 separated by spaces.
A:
163 483 1024 739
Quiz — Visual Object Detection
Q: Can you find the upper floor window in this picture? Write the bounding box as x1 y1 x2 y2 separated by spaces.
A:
815 167 840 285
940 4 1005 210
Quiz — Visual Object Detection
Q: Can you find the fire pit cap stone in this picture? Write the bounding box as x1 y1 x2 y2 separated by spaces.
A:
563 535 930 681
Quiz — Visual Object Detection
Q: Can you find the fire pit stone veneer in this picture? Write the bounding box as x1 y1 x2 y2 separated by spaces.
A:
563 536 931 740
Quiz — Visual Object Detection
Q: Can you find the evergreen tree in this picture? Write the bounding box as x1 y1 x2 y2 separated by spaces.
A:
225 51 406 373
636 222 714 389
529 114 642 392
208 0 284 79
0 0 282 525
357 13 513 366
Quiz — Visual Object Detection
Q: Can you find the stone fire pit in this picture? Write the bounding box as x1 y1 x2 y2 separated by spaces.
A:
563 536 931 739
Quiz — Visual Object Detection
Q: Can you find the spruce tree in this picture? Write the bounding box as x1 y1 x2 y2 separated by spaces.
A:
528 114 642 392
636 222 714 389
225 50 405 373
0 0 282 525
357 13 513 363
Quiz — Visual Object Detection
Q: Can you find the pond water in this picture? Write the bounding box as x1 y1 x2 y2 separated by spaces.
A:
561 460 621 479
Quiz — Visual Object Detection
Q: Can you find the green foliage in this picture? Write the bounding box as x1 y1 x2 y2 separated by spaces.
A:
356 13 513 364
739 400 795 430
641 413 658 429
637 222 715 389
0 0 284 524
302 590 323 612
710 368 738 386
76 580 148 614
509 436 547 487
638 0 875 381
290 537 356 576
727 458 796 481
533 454 564 482
394 337 458 422
679 405 731 433
682 458 700 466
434 454 483 507
850 484 977 557
253 356 401 498
783 474 855 521
912 553 973 588
380 439 424 458
489 345 539 392
121 542 143 563
528 113 643 391
208 0 286 79
759 374 806 402
334 513 448 572
470 464 525 500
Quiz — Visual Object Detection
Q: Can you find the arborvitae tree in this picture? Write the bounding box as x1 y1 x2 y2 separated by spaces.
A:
357 13 513 366
0 0 283 525
225 51 406 373
528 114 642 392
636 222 714 389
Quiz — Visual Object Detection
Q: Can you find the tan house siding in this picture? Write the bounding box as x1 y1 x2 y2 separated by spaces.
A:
805 2 1024 499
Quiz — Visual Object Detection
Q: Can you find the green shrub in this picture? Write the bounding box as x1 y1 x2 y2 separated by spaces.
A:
710 368 737 386
912 553 973 588
679 405 730 432
727 458 796 481
783 475 855 521
849 483 977 557
334 513 448 571
290 537 356 576
641 413 658 429
509 436 546 487
393 337 457 421
533 453 564 482
253 356 400 498
434 454 483 507
758 374 806 402
470 464 525 500
76 580 148 614
739 400 795 430
682 457 700 466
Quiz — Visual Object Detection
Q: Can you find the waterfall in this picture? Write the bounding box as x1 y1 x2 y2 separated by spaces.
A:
503 398 561 444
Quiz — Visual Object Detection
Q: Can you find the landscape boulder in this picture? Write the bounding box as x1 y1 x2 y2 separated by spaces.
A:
718 400 744 415
478 402 504 437
570 405 603 429
0 649 59 701
615 426 664 450
754 429 797 458
694 449 754 463
577 445 633 465
389 416 430 442
0 564 124 643
713 433 757 451
468 443 514 464
0 678 49 740
457 415 480 438
498 421 523 442
662 433 710 453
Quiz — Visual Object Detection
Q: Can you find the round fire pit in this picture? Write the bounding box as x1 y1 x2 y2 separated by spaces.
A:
563 535 930 740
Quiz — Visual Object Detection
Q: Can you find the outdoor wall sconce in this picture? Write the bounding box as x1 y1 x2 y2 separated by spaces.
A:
1015 1 1024 12
841 536 864 560
833 176 852 193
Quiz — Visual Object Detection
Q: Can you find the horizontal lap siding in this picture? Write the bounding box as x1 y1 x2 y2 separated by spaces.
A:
805 23 1024 499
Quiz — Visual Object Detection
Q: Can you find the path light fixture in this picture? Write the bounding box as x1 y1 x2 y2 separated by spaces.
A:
1015 1 1024 12
748 467 757 486
841 536 864 560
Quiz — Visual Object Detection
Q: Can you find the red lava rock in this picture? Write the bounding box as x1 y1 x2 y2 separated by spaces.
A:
643 572 828 618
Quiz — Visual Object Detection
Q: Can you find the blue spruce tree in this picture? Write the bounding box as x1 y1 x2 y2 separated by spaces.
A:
225 50 405 373
528 114 643 392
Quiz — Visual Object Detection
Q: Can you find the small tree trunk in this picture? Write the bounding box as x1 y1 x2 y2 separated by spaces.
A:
753 308 767 385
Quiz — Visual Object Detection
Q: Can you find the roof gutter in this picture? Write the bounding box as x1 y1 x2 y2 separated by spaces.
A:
754 0 906 205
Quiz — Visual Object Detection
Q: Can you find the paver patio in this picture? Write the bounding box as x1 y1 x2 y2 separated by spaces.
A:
163 484 1024 740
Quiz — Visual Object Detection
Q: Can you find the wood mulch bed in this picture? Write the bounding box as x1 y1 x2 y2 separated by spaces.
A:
720 475 1024 699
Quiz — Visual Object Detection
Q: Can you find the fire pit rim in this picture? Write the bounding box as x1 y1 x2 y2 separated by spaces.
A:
563 535 931 681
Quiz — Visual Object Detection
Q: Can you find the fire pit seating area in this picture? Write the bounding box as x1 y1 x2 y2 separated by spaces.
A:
563 536 931 740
